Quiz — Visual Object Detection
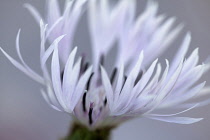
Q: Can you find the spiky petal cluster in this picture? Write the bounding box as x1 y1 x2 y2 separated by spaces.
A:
24 0 87 63
1 0 210 129
101 34 209 124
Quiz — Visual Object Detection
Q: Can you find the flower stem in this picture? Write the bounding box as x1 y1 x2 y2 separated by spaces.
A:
62 123 113 140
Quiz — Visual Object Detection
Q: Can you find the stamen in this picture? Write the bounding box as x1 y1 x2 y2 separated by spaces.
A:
82 92 87 112
80 62 89 75
83 62 89 72
80 55 89 74
86 73 94 91
134 71 143 86
110 68 117 85
120 76 127 93
60 70 64 83
99 54 104 66
104 97 107 106
80 56 85 71
88 107 93 125
96 54 104 86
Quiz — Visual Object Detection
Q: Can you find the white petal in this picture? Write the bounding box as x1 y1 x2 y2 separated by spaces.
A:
161 24 184 52
47 0 61 26
168 33 191 76
101 66 114 110
134 59 158 97
46 17 64 39
139 63 161 97
42 35 66 66
174 65 204 93
118 69 160 115
199 87 210 96
16 30 45 84
146 17 176 54
178 98 210 109
146 60 183 113
157 59 184 102
0 47 44 84
51 44 68 111
62 47 78 97
67 57 82 103
147 116 203 124
149 104 199 117
116 52 144 112
114 64 125 103
71 66 93 110
41 89 63 112
182 48 199 74
46 83 62 108
40 20 47 56
165 82 206 107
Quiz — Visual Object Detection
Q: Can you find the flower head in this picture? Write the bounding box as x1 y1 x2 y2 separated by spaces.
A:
1 0 210 130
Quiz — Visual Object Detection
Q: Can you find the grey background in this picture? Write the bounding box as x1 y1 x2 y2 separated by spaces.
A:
0 0 210 140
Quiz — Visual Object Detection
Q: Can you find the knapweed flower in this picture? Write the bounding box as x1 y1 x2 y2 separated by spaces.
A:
1 0 210 137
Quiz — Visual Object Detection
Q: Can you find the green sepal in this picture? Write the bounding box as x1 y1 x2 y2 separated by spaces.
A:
62 123 114 140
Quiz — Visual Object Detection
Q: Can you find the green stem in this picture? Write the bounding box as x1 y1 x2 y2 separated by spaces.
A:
62 123 113 140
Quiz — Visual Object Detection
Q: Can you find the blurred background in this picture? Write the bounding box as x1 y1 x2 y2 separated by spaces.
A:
0 0 210 140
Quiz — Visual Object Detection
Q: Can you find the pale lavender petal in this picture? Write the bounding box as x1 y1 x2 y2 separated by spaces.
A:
0 47 44 84
164 82 206 107
47 0 61 26
71 66 93 110
134 59 158 97
114 64 125 102
168 33 191 76
147 116 203 124
67 57 82 103
101 66 114 110
62 47 77 97
51 44 68 111
46 17 64 39
42 35 66 67
148 104 199 117
41 89 63 112
16 29 45 83
116 52 144 112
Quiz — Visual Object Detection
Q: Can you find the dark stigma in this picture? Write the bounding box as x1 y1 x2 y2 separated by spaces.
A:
82 92 87 112
134 71 143 86
110 68 117 85
120 75 127 93
86 73 94 91
88 107 93 125
60 70 64 83
83 62 89 72
104 97 107 106
99 54 105 66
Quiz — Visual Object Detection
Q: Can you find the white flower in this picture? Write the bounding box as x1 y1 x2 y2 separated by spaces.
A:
1 0 210 129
